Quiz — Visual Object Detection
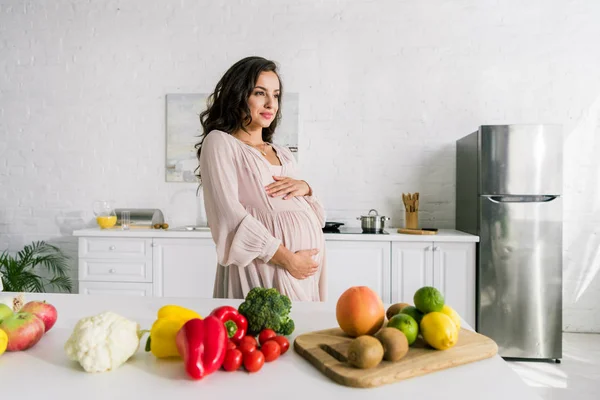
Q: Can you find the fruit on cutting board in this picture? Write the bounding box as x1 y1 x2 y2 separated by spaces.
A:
386 302 410 320
420 312 458 350
347 335 384 369
0 329 7 356
20 301 58 332
400 306 425 326
336 286 385 337
387 313 419 345
440 305 461 330
414 286 445 313
374 327 408 361
0 312 45 351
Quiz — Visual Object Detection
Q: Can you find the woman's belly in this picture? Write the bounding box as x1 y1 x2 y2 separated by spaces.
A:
247 206 324 256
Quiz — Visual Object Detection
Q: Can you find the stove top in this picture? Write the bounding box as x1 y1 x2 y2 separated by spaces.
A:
323 227 389 235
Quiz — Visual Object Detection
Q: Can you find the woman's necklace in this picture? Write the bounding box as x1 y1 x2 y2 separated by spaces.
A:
241 140 269 156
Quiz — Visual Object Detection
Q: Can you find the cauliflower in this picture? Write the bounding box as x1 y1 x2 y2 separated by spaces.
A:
64 311 142 373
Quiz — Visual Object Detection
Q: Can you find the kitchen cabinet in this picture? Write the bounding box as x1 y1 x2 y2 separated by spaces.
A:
391 241 475 327
325 241 391 304
152 238 217 298
74 229 477 323
79 281 154 296
77 235 218 299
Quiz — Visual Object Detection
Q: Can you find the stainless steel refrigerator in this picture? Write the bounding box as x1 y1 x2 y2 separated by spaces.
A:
456 125 563 361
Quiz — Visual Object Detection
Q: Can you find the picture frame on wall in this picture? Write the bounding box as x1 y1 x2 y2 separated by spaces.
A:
165 93 299 183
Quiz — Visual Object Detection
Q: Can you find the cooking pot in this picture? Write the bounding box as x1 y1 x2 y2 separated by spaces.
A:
357 209 390 233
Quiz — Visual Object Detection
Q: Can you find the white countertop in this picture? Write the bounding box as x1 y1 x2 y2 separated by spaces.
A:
0 293 536 400
74 227 479 242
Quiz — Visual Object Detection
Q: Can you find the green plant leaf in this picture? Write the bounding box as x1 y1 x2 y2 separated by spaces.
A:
1 241 72 293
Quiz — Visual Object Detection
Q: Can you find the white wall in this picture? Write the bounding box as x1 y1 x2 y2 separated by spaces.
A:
1 0 599 332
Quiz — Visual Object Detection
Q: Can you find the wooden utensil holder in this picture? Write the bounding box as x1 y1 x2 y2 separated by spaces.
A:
405 211 418 229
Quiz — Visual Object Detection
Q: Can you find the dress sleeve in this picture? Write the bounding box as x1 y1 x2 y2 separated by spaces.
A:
200 132 281 267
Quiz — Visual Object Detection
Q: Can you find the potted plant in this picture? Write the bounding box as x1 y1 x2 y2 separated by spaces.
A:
0 241 73 293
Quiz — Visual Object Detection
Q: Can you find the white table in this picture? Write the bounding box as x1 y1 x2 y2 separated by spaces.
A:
0 293 539 399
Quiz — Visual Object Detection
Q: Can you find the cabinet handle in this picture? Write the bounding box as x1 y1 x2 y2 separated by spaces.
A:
425 246 431 251
433 246 439 252
109 245 116 250
109 269 116 274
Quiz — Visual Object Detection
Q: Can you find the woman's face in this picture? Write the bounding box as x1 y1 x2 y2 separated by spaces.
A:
245 71 280 130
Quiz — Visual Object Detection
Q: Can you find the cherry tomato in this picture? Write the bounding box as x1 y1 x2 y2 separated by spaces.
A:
272 336 290 355
238 341 256 355
244 350 265 373
222 349 243 372
239 335 257 348
227 340 237 350
261 340 281 362
258 329 277 346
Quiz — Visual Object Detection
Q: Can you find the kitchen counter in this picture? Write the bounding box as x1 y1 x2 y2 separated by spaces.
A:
74 227 479 242
0 293 537 400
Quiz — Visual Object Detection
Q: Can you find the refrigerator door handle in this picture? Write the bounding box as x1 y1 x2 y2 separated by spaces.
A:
483 195 559 203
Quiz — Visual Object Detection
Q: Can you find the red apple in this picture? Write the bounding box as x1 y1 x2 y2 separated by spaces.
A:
20 301 58 332
0 312 45 351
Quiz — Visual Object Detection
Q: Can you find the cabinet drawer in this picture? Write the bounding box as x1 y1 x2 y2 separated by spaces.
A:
79 259 152 282
79 281 153 296
79 237 152 259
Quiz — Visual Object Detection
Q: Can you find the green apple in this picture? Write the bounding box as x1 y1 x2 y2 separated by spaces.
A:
0 304 13 322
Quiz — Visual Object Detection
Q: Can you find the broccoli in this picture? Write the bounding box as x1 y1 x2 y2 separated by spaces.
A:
238 287 295 336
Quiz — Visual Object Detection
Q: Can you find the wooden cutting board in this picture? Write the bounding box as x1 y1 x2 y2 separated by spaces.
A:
294 327 498 388
397 228 437 235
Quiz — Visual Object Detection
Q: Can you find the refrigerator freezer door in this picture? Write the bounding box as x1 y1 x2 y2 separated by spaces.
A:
479 125 563 195
478 195 562 359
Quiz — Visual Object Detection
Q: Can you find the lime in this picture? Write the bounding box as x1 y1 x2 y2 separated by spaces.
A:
400 306 425 326
0 329 7 356
413 286 444 313
387 313 418 345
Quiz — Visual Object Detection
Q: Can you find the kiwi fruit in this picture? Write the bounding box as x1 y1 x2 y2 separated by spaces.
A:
347 335 384 369
375 327 409 361
386 302 410 320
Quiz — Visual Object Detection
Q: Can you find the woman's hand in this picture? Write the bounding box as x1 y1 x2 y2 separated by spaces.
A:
287 249 319 280
265 176 312 199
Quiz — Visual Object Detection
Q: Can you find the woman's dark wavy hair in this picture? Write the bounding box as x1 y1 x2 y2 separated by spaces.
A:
195 56 283 182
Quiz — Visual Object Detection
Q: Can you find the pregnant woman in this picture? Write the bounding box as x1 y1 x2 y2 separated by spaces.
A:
196 56 327 301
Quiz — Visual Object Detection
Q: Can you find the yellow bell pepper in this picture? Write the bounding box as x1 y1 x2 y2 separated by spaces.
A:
145 305 202 358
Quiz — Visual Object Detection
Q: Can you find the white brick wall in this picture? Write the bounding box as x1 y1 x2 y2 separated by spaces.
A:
1 0 599 331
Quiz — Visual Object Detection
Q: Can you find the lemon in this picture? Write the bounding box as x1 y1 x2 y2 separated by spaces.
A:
440 305 461 331
0 329 7 356
413 286 444 313
420 312 458 350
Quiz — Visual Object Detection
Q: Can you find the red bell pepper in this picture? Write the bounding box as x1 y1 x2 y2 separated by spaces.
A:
176 316 228 380
209 305 248 345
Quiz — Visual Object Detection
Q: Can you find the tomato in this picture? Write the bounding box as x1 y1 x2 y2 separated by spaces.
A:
222 349 243 372
261 340 281 362
239 335 257 348
258 329 277 346
227 340 237 350
238 341 256 355
272 336 290 355
244 350 265 373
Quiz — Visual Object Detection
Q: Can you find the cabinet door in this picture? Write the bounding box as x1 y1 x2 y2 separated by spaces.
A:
152 238 217 298
433 242 476 328
325 241 391 304
79 281 153 296
391 242 433 304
